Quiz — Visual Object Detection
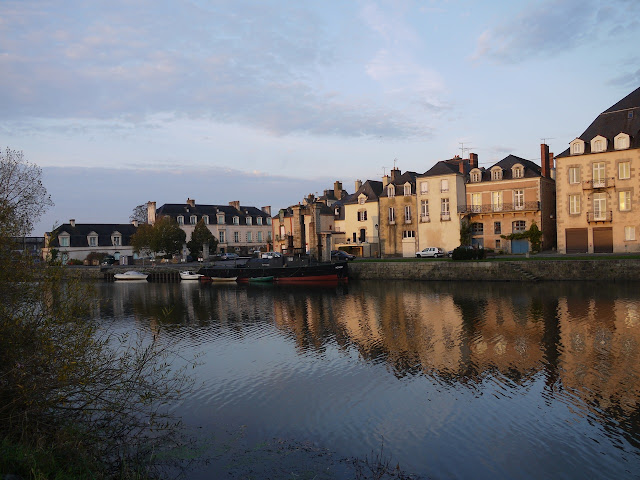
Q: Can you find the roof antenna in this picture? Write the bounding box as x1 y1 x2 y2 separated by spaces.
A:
382 166 388 176
459 142 474 158
540 137 555 145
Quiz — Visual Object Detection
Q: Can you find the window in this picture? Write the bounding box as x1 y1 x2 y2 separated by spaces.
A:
404 205 412 222
402 230 415 238
177 215 184 225
513 220 526 232
59 236 70 247
492 191 503 211
247 232 252 242
593 162 605 187
359 229 366 242
421 200 429 218
619 162 631 180
569 194 581 215
89 236 97 247
471 171 481 183
233 231 240 243
217 214 225 224
471 223 483 235
267 231 272 241
357 210 367 221
496 239 501 249
233 216 239 225
203 215 209 225
494 222 501 234
569 167 580 184
112 235 121 246
615 133 630 150
593 193 607 221
591 136 607 153
388 207 395 223
440 179 449 192
190 215 197 225
387 185 395 198
246 217 252 225
257 231 263 242
266 217 272 225
571 139 584 155
471 193 481 212
619 191 631 211
514 190 524 210
359 196 366 205
256 217 262 225
491 168 502 181
441 198 450 220
219 230 225 243
404 184 411 196
513 167 523 178
625 226 636 241
420 181 429 193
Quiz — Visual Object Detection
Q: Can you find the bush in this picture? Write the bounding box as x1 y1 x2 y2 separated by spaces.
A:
451 246 486 261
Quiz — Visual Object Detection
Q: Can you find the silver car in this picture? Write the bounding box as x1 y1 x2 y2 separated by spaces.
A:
416 247 444 258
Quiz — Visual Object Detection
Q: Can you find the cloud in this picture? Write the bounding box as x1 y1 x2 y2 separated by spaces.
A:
0 0 439 139
472 0 640 64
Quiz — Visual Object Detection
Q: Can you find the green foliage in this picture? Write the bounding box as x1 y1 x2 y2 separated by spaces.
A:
459 219 471 246
131 222 155 257
501 220 543 253
187 219 217 257
131 217 186 258
451 246 486 261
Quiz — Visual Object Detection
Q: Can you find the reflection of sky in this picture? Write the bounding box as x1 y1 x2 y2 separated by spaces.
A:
4 1 640 236
95 280 640 479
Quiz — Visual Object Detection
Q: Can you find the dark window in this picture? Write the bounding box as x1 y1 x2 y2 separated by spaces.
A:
494 222 501 234
359 229 366 242
513 220 526 232
471 222 484 235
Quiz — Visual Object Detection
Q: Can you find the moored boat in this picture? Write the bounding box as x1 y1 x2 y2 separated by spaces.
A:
180 270 203 281
248 276 274 283
201 276 238 283
114 270 148 281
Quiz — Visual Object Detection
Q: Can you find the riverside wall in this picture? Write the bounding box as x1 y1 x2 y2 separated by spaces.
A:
348 259 640 282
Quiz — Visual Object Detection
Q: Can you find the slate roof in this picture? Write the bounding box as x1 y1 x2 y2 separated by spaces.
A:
343 180 383 204
157 203 270 225
484 155 542 180
379 171 419 197
557 86 640 158
419 158 470 177
49 223 138 248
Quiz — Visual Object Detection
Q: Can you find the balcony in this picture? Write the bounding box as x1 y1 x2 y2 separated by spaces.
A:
586 210 613 223
457 201 541 214
583 177 615 190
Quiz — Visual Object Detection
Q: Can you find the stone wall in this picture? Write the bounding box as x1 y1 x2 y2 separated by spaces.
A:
349 259 640 282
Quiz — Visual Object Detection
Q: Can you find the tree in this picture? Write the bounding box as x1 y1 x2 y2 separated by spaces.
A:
130 222 155 258
152 215 186 257
459 218 471 246
130 203 148 224
187 219 217 258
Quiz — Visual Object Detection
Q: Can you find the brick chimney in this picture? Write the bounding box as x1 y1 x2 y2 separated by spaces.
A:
541 144 550 178
548 152 555 180
469 153 478 169
390 168 400 182
355 179 362 192
186 198 195 207
229 200 241 211
334 181 343 200
459 160 465 174
262 205 271 215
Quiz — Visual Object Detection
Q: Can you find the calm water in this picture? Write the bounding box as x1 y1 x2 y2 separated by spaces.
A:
93 280 640 479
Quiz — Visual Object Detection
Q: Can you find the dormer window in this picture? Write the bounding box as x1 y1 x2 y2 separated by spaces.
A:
404 183 411 196
358 194 367 204
266 217 272 225
217 213 225 224
87 231 98 247
512 164 524 178
203 215 209 225
233 216 239 225
491 168 502 181
190 215 197 225
59 233 70 247
256 217 262 225
387 185 395 198
111 232 122 246
570 139 585 155
246 217 252 225
177 215 184 225
591 135 607 153
615 133 630 150
470 170 481 183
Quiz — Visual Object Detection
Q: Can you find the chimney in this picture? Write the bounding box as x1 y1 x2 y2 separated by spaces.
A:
186 198 195 207
390 168 400 182
147 201 156 225
541 144 550 178
548 152 555 180
459 160 465 174
262 206 271 216
229 200 240 211
469 153 478 169
334 181 343 199
382 175 389 188
132 219 139 227
355 179 362 192
69 219 76 227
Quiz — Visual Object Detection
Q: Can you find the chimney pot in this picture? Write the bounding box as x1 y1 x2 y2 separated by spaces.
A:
69 219 76 227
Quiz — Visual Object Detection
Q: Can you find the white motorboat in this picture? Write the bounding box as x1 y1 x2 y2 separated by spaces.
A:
114 270 148 281
180 270 203 281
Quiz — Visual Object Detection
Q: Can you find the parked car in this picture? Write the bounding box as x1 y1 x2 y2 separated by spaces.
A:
416 247 444 258
261 252 282 259
331 250 356 261
447 245 480 257
101 255 115 265
220 252 239 260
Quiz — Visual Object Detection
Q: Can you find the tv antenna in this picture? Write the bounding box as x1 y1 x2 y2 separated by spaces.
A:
382 166 388 176
541 137 555 145
459 142 474 158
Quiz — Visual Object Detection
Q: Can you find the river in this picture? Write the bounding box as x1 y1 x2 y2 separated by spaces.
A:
93 279 640 479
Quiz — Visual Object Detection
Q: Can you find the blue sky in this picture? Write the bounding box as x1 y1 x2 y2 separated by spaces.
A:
2 0 639 235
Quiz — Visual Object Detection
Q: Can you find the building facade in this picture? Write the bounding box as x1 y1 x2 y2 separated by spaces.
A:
378 168 419 257
338 179 382 257
149 199 272 255
555 87 640 253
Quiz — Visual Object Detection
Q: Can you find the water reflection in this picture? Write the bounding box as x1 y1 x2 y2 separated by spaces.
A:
94 280 640 479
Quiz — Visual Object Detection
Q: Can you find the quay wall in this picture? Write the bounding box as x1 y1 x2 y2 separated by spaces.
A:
348 259 640 282
57 259 640 282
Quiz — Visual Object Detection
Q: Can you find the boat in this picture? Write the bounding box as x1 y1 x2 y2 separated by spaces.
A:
248 276 274 284
114 270 148 281
199 255 348 285
201 276 238 283
180 270 203 281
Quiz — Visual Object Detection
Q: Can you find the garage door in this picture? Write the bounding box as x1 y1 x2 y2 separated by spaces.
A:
511 239 529 254
565 228 588 254
593 227 613 253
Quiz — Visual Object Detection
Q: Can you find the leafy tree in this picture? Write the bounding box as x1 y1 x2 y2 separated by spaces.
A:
129 203 148 224
187 219 217 258
130 222 155 258
500 220 543 253
152 215 186 257
459 218 471 246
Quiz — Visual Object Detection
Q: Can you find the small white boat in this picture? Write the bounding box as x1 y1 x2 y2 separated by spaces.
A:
180 270 203 281
114 270 148 281
203 276 238 283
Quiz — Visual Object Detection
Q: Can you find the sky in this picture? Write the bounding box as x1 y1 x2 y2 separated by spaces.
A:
2 0 639 235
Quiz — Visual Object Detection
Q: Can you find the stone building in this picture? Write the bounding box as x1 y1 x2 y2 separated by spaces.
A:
378 168 419 257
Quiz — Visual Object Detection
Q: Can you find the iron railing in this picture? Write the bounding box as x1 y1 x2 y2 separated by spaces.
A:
457 201 540 214
583 177 615 190
586 211 613 223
